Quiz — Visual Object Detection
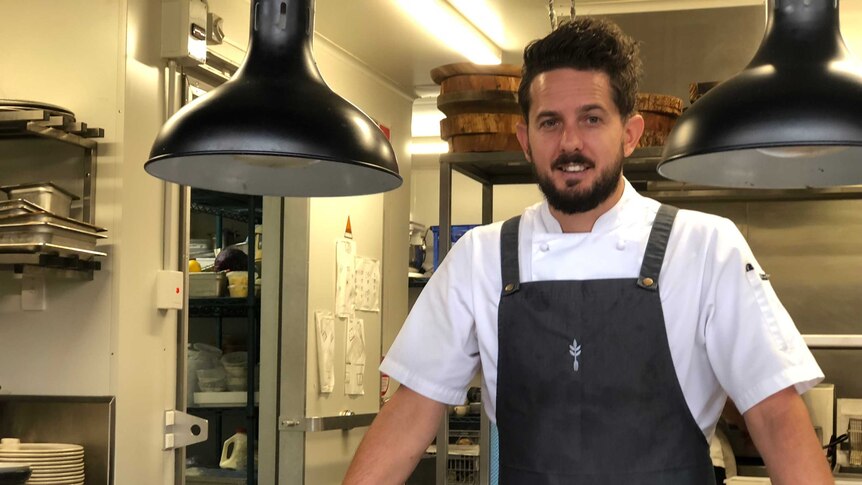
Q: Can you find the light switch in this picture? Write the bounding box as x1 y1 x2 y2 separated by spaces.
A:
156 270 184 310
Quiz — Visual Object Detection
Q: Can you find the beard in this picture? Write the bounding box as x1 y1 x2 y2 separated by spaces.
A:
532 147 624 215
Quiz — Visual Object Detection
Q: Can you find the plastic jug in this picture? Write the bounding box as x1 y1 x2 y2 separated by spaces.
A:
219 428 248 470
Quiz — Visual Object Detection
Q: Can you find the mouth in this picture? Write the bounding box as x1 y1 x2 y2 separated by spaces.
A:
554 160 593 175
558 162 589 173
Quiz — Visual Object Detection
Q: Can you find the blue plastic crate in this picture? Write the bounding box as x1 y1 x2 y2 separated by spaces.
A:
430 225 479 269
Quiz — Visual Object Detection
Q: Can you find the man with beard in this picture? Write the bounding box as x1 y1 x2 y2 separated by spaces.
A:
345 17 831 485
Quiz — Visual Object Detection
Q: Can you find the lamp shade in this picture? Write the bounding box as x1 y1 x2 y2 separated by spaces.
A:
145 0 402 197
658 0 862 189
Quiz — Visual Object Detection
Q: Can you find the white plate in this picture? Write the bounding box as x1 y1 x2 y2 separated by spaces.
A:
30 463 84 472
0 453 83 461
0 456 82 464
30 471 84 479
26 479 83 485
0 444 82 454
30 470 84 480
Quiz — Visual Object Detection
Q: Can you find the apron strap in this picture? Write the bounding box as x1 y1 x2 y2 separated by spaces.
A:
500 216 522 295
637 204 679 291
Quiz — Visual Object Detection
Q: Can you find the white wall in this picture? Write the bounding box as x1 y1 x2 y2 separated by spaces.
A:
0 1 179 485
410 159 541 231
302 38 413 485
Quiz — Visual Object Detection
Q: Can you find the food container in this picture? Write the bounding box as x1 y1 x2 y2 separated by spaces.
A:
225 271 249 286
0 221 105 251
221 352 248 377
0 183 77 218
226 375 247 391
189 272 226 297
197 368 226 392
227 284 248 298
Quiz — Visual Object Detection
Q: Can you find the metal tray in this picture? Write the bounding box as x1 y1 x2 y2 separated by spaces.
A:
0 182 77 218
0 198 49 216
0 242 106 258
0 211 106 233
0 221 106 250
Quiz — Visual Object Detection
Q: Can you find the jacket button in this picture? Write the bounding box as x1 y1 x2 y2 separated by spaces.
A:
642 277 654 287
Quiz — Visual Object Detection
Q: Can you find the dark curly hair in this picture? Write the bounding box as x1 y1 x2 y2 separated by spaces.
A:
518 17 642 121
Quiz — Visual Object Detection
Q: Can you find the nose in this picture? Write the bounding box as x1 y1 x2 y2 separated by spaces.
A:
559 123 583 152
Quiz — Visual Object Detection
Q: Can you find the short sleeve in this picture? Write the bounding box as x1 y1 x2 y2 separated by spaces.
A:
702 218 823 413
381 232 481 405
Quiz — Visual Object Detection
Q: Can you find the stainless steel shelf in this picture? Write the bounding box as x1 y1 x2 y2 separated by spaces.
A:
0 103 105 277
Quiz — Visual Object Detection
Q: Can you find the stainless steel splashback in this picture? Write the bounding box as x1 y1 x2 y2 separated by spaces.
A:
673 198 862 397
0 395 114 485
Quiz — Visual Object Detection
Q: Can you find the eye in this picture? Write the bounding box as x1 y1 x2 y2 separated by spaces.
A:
585 115 602 125
538 118 560 129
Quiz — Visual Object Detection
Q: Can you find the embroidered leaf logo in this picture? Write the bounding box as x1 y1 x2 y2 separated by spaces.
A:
569 339 582 372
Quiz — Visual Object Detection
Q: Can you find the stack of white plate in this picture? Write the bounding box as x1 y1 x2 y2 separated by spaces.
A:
0 443 84 485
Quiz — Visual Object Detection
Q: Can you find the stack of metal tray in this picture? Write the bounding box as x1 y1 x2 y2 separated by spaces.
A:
0 199 107 259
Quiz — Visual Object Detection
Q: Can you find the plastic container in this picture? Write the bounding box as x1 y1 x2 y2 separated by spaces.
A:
196 368 226 392
225 271 249 286
222 352 248 377
219 429 248 470
187 343 223 402
226 375 247 391
227 284 248 298
429 225 479 269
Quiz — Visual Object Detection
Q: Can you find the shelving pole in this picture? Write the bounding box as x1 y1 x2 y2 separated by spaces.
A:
246 195 258 483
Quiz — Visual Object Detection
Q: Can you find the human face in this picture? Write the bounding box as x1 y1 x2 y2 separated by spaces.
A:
516 69 643 215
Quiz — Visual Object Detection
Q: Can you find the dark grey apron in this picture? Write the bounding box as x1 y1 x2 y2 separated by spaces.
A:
496 204 715 484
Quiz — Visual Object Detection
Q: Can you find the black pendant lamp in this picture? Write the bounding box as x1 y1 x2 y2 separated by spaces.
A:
145 0 402 196
658 0 862 189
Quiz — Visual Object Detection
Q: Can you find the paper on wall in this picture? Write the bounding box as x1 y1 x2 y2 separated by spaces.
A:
355 257 381 312
344 316 366 395
335 238 357 318
314 311 335 393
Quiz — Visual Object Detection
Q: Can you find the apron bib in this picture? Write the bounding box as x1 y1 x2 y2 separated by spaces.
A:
496 205 714 484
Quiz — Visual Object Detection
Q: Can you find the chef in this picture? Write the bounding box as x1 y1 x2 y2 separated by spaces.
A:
344 17 832 485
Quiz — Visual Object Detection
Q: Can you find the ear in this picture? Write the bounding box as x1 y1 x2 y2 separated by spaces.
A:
516 121 532 162
622 113 645 157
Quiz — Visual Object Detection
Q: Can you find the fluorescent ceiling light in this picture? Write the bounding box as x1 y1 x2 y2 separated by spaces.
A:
447 0 506 48
409 137 449 155
395 0 502 65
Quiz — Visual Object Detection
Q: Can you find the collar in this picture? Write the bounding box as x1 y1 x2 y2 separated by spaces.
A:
537 177 640 234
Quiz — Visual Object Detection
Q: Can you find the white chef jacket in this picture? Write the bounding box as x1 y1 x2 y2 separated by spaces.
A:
382 178 823 439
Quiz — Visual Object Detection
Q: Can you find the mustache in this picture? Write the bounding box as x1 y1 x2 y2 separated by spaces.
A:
551 152 595 170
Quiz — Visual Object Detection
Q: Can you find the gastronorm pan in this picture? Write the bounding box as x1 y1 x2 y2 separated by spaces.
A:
0 182 77 218
0 221 105 251
0 242 106 258
0 211 106 234
0 199 49 217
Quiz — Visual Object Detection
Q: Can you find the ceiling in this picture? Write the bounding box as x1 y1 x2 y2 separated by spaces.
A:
212 0 862 99
314 0 769 97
